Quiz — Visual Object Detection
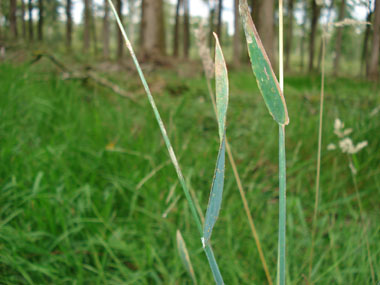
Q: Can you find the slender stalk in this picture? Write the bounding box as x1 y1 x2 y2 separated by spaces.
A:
204 244 224 284
278 2 286 284
309 28 326 280
226 139 273 284
206 76 273 285
106 1 223 283
278 125 286 285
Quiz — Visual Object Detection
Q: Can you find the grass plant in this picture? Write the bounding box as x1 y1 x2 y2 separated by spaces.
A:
309 25 326 281
239 0 288 284
309 16 375 283
107 0 230 283
195 23 272 284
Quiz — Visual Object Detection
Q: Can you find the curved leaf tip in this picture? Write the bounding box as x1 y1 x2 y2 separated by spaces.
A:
213 32 229 141
239 0 289 125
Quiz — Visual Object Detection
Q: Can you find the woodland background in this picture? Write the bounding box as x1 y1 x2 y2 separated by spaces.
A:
0 0 379 284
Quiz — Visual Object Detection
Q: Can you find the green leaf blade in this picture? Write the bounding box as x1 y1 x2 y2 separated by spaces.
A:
203 34 229 248
214 33 229 141
239 0 289 125
203 136 226 246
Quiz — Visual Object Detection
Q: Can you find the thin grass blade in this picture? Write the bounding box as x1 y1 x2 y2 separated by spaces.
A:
176 230 197 284
203 34 229 247
239 0 289 125
278 2 287 284
107 1 224 283
106 0 202 233
278 125 286 285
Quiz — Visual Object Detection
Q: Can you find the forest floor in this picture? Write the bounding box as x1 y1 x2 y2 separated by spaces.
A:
0 58 380 284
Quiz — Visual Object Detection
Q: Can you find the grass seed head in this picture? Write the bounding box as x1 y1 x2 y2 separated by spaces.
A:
195 23 214 80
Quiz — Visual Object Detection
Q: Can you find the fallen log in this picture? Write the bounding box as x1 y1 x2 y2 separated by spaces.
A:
30 51 139 104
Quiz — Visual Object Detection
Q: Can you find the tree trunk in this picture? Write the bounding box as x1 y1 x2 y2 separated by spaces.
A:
217 0 223 42
140 0 166 61
103 0 110 58
0 3 2 39
233 0 241 66
10 0 18 39
300 4 307 72
90 0 98 55
284 0 294 71
250 0 261 30
260 0 275 67
183 0 190 58
317 0 333 72
21 0 26 38
38 0 43 41
333 0 345 76
83 0 90 51
66 0 72 50
308 0 320 72
127 0 136 45
316 38 323 72
173 0 182 57
116 0 123 59
28 0 34 41
368 0 380 80
362 2 373 76
249 0 275 66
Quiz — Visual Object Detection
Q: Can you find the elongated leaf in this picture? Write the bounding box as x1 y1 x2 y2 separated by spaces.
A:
203 137 226 246
239 0 289 125
203 34 228 247
214 33 229 141
176 230 197 284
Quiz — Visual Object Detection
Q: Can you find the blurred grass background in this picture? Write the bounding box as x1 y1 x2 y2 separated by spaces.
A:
0 60 379 284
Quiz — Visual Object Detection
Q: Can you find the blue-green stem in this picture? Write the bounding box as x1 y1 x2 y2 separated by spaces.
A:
278 124 286 285
107 1 223 283
204 244 224 284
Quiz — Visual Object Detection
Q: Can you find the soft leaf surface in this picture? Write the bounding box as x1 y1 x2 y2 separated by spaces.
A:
239 0 289 125
203 136 226 246
203 34 229 247
214 33 229 141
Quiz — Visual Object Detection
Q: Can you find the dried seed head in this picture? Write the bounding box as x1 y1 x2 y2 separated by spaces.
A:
334 118 352 138
330 18 371 28
339 138 368 154
339 138 354 153
354 141 368 153
370 105 380 117
349 161 357 175
327 143 336 151
195 23 214 79
334 118 344 132
331 118 368 154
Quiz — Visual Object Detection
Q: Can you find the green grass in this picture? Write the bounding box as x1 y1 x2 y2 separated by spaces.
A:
1 62 380 284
